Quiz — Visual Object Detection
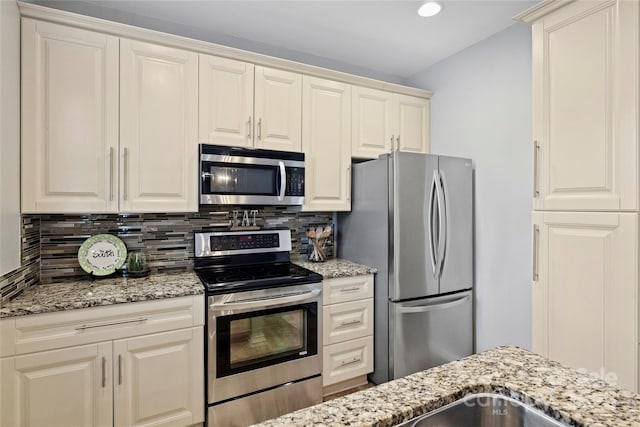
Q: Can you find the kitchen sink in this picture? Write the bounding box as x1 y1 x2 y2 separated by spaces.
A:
397 393 567 427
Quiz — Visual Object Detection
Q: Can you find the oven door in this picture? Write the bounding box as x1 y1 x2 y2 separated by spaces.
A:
200 154 304 205
208 282 322 404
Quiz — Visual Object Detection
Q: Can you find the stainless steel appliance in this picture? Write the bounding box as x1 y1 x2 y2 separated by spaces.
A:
199 144 305 206
194 229 323 426
338 152 473 384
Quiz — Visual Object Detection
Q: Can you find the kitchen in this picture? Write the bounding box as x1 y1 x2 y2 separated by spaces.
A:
2 0 637 426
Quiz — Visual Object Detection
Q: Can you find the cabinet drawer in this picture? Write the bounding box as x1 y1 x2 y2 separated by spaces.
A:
322 336 373 387
0 295 204 357
323 275 373 305
323 299 373 345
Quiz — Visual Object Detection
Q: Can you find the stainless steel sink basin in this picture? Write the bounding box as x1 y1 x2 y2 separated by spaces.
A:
397 393 567 427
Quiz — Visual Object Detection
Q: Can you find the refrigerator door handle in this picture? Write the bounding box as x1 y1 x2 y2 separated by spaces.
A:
427 170 438 275
397 295 471 314
434 170 446 277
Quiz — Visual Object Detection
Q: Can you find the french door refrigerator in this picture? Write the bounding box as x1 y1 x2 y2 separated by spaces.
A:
338 151 473 384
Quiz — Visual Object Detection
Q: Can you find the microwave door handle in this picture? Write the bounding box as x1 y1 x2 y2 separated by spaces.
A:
278 161 286 201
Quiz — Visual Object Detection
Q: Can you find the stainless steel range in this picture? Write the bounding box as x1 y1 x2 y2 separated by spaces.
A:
194 229 323 426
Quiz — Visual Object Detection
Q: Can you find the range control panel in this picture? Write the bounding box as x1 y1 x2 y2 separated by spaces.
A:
195 229 292 258
210 233 280 251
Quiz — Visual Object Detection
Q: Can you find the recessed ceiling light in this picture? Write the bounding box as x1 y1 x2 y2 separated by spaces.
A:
418 1 443 17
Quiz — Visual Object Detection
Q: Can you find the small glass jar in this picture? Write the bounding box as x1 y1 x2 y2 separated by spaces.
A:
125 251 149 277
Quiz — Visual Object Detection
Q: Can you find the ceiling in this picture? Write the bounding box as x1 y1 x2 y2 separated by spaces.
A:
31 0 536 84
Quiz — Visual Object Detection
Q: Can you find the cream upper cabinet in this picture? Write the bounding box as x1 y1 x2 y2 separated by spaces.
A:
351 86 394 158
21 19 119 213
120 39 198 213
254 66 302 152
351 88 430 159
199 55 302 152
1 342 113 427
396 94 430 154
302 76 352 212
532 211 638 392
0 0 21 275
199 55 254 148
530 0 639 211
113 329 204 427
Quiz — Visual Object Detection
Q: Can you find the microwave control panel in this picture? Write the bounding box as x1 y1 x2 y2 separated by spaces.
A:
286 168 305 196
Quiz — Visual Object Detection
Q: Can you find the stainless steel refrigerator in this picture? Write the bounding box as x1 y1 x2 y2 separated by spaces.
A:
338 151 473 384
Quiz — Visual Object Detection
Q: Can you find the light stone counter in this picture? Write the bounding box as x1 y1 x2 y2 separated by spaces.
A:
294 258 377 279
0 272 203 318
254 346 640 427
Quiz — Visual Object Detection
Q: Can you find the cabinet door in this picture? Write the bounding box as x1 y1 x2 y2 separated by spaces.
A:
120 40 198 213
0 342 112 427
113 327 204 427
351 86 394 159
255 66 302 152
302 76 352 211
396 94 430 154
21 19 119 213
0 0 21 274
532 0 638 211
199 55 254 148
532 212 637 392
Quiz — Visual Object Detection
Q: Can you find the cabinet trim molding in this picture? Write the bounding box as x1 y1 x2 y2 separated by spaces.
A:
16 1 431 100
514 0 577 24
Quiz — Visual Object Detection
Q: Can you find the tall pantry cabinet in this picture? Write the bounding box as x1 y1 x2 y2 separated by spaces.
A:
517 0 639 392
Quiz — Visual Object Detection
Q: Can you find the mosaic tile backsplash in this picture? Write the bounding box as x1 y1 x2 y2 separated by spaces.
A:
4 207 333 286
0 216 40 302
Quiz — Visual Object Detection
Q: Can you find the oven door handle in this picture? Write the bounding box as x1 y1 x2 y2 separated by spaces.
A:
210 289 321 311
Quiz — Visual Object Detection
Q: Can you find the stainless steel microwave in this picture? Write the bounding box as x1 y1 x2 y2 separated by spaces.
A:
199 144 305 205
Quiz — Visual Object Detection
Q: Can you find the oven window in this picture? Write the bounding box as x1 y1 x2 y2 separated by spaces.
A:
208 164 277 195
216 303 318 377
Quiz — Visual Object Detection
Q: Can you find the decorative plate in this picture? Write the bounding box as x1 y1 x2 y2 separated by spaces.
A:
77 234 127 276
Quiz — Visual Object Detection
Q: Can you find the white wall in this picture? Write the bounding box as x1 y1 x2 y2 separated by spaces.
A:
0 0 22 275
406 23 532 351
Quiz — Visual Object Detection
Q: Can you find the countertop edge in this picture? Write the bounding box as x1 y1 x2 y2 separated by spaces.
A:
0 271 204 319
252 346 640 427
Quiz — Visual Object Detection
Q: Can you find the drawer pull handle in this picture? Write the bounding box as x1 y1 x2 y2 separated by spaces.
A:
339 287 360 293
340 357 361 367
75 317 148 331
340 319 361 326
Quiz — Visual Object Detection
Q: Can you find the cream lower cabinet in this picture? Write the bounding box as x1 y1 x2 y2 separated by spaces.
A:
322 275 374 394
0 296 204 427
527 0 639 211
0 343 113 427
199 55 302 152
351 87 430 159
532 212 638 392
114 329 203 427
302 76 352 212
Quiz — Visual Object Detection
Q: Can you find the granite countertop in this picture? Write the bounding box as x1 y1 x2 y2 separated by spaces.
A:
294 258 377 279
0 272 204 319
254 346 640 427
